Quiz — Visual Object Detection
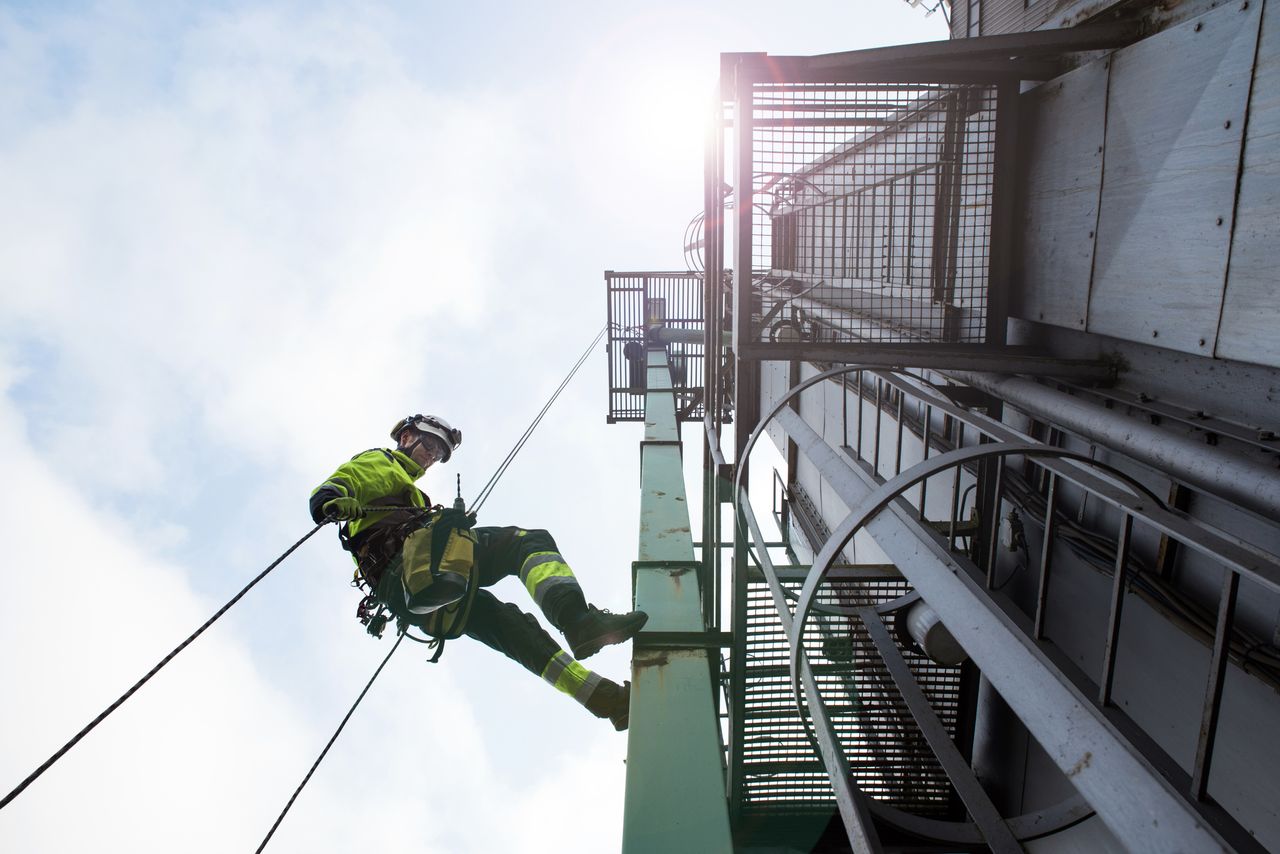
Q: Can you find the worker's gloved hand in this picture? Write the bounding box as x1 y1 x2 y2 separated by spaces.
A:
437 507 477 530
323 497 366 521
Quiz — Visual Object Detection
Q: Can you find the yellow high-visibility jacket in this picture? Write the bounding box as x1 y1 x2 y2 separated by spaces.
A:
309 448 431 548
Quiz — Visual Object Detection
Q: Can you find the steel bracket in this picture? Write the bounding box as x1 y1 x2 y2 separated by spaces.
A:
631 559 701 588
640 439 683 485
635 630 733 651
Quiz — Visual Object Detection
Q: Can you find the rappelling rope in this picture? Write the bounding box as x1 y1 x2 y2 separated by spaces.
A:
0 521 330 811
255 630 406 853
331 324 609 519
469 323 607 513
1 323 608 824
258 324 608 848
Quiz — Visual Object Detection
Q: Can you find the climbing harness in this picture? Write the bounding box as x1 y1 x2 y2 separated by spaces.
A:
347 474 476 652
365 501 480 657
259 324 607 844
0 324 607 848
347 319 606 649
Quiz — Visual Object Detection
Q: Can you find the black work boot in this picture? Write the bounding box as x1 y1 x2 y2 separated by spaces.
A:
586 680 631 731
564 605 649 660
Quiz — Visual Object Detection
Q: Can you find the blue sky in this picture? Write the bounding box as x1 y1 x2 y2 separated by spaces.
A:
0 2 946 851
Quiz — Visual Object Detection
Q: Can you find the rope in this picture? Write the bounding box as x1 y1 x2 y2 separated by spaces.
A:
470 323 607 513
4 323 605 821
0 521 331 811
256 630 406 852
257 331 604 848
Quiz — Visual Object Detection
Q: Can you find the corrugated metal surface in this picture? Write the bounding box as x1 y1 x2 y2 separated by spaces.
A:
984 0 1028 37
951 0 1126 38
1025 0 1067 31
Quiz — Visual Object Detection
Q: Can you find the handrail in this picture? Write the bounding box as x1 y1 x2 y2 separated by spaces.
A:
779 437 1258 853
724 362 1276 852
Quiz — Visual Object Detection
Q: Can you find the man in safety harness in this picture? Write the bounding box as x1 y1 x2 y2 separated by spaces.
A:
309 414 646 730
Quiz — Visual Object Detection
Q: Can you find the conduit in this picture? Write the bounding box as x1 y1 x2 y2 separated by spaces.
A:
948 371 1280 521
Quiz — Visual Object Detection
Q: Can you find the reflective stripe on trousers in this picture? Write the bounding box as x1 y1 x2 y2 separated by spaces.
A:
519 551 581 608
539 649 603 705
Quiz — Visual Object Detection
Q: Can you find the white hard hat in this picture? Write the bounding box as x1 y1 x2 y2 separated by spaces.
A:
390 414 462 462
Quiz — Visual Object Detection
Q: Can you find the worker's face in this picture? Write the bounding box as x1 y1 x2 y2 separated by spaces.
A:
401 430 446 469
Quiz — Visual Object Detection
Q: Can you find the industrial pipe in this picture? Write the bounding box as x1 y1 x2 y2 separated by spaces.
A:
651 326 733 346
948 371 1280 521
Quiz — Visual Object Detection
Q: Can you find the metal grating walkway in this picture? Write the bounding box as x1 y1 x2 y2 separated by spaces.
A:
738 570 963 819
746 81 998 348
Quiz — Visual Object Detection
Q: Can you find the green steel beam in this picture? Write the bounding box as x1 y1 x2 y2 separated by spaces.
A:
623 347 734 854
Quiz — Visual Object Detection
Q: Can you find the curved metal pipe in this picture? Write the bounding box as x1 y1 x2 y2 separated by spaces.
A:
787 442 1161 713
786 443 1233 853
730 370 1108 845
949 370 1280 521
868 793 1094 844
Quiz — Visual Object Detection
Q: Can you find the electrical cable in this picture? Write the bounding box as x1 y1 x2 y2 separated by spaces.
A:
1000 468 1280 684
256 629 406 853
0 521 331 811
470 323 607 513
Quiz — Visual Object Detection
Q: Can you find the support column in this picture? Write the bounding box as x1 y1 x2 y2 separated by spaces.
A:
622 347 733 854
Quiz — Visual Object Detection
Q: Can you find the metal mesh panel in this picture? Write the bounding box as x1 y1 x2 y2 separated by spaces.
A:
605 271 706 422
746 82 997 346
739 573 962 817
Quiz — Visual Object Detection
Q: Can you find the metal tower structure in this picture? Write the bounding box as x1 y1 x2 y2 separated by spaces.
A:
607 3 1280 851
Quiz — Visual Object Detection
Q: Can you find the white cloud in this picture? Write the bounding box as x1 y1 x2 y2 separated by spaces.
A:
0 371 629 852
498 740 628 853
0 2 947 850
0 377 310 850
0 2 528 490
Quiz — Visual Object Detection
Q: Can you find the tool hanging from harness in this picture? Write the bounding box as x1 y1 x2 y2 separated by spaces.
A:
341 327 608 662
3 331 607 836
351 478 479 661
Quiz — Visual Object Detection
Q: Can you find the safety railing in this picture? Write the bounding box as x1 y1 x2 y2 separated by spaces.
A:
605 271 710 422
710 53 1022 370
749 83 996 343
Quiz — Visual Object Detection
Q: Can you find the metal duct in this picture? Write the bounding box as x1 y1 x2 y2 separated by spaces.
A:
948 371 1280 521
